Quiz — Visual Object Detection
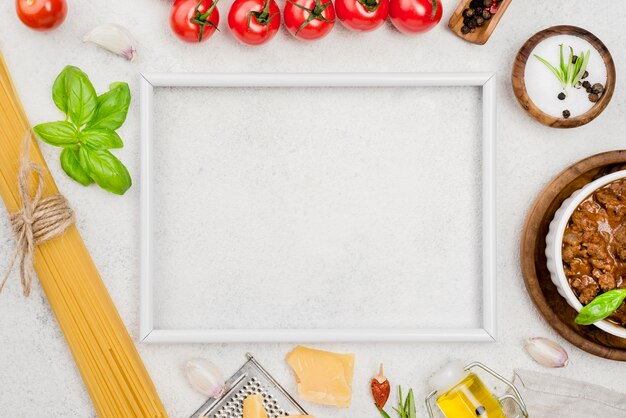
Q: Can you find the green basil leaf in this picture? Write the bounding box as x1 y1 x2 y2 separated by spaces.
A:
33 121 79 146
79 147 131 195
575 289 626 325
52 66 76 113
66 68 98 127
80 128 123 149
88 82 131 130
60 148 93 186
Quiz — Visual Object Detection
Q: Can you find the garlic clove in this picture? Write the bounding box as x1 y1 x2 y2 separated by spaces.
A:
525 337 569 368
185 358 226 398
83 24 137 61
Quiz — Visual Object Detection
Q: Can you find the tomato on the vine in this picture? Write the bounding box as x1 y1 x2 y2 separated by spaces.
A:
335 0 388 32
16 0 67 31
284 0 335 41
389 0 442 34
228 0 281 46
170 0 220 43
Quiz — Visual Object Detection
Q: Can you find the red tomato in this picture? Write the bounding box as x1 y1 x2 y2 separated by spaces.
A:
389 0 442 34
284 0 335 41
170 0 220 43
228 0 281 46
15 0 67 31
335 0 388 32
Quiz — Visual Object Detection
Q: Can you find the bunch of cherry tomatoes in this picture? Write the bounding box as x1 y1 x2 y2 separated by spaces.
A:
170 0 443 45
14 0 442 46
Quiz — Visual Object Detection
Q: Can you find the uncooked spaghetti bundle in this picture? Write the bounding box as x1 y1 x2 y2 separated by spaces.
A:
0 53 167 417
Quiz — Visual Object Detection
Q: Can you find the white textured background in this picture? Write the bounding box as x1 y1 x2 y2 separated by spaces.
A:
1 1 626 417
152 86 483 331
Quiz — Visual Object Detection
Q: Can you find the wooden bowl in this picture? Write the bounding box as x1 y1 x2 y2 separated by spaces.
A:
520 151 626 361
512 25 616 129
448 0 513 45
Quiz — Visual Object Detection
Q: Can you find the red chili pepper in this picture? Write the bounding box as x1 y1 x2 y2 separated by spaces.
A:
371 364 390 409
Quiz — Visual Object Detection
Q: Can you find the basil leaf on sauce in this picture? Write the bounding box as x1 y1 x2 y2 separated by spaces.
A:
575 289 626 325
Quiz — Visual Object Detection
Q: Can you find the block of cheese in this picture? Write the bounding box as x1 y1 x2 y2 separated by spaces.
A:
286 345 354 408
243 394 268 418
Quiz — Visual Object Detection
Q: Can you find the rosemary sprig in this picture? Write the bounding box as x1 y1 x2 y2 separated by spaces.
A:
378 386 416 418
533 44 590 96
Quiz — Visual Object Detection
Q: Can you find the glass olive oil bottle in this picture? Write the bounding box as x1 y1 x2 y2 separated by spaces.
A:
427 362 517 418
436 372 506 417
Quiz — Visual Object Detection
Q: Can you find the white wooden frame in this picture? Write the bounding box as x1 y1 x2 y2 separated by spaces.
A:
139 72 497 344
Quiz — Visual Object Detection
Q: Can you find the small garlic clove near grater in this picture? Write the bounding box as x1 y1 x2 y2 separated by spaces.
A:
190 353 308 418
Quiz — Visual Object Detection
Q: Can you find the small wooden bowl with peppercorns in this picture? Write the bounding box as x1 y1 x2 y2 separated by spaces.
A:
512 26 616 129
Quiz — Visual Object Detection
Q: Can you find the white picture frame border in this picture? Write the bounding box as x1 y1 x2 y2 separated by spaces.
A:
139 72 497 344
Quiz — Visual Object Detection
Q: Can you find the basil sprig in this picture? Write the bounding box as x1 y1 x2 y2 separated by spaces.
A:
575 289 626 326
33 66 132 195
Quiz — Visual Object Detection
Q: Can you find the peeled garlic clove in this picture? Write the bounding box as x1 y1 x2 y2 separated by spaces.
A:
525 337 569 368
185 358 226 398
83 24 137 61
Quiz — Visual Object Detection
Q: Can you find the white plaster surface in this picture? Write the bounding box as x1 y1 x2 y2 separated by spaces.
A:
151 85 483 332
1 1 626 417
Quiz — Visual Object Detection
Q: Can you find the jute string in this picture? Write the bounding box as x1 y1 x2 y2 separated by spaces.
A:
0 133 75 296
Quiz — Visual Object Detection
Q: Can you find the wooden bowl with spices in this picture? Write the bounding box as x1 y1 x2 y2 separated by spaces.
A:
512 26 616 129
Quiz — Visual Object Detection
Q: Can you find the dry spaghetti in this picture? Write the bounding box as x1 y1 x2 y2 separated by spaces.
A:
0 53 167 417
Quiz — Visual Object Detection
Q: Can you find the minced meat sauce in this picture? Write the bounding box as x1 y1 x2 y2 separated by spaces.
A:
562 178 626 325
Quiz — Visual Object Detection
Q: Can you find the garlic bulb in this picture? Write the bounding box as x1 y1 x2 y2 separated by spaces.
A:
525 337 569 368
83 24 137 61
185 358 226 398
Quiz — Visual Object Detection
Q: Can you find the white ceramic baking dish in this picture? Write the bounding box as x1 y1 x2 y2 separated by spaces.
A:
546 169 626 339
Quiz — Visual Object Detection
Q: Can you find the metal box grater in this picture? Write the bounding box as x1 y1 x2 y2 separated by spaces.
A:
190 353 308 418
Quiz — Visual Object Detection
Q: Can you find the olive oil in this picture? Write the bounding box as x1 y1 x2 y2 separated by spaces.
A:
436 372 506 418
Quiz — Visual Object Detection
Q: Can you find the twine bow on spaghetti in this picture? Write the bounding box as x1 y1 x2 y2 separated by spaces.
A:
0 134 75 296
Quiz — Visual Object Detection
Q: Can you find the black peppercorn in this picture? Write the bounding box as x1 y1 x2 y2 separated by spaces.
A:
463 8 475 18
574 81 582 89
562 110 571 119
483 0 491 6
470 0 481 8
572 55 578 64
558 92 566 100
586 87 593 93
589 93 600 103
482 10 491 19
467 19 477 29
582 71 589 79
582 81 591 89
591 83 604 95
476 16 485 26
461 25 471 34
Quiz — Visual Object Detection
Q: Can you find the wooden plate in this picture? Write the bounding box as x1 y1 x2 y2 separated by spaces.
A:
512 25 616 128
520 151 626 361
448 0 513 45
